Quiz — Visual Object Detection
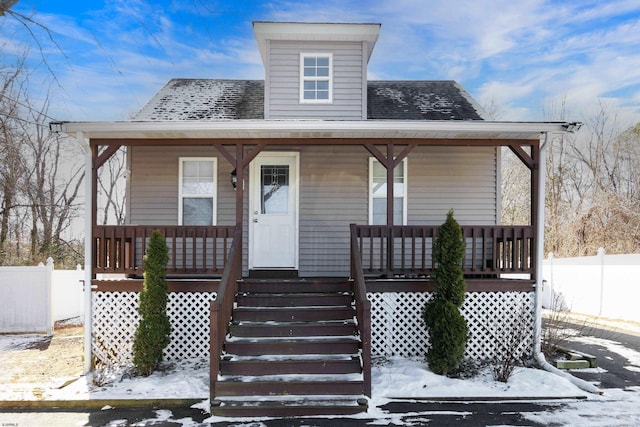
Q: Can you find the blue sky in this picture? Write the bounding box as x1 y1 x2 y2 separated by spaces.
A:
3 0 640 127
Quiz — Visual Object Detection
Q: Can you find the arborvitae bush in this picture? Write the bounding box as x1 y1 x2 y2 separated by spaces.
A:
133 230 171 376
422 210 469 376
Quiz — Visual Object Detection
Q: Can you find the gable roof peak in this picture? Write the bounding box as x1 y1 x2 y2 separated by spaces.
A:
253 21 381 65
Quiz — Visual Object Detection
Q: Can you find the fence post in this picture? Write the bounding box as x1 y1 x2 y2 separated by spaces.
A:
598 247 605 316
546 252 554 309
45 258 54 335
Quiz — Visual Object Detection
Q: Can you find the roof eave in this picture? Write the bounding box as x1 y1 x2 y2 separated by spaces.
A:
50 120 580 141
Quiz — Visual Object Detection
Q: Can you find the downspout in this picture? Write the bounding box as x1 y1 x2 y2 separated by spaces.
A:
77 131 93 374
532 132 600 394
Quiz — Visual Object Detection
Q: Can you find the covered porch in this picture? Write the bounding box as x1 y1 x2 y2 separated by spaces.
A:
53 118 574 413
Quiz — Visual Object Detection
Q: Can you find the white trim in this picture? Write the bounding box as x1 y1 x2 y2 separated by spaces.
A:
78 132 93 374
178 157 217 226
55 120 578 141
534 132 550 356
368 157 408 225
253 22 380 65
299 53 333 104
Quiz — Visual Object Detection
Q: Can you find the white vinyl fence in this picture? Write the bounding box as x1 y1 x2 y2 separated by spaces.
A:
542 249 640 322
0 258 84 334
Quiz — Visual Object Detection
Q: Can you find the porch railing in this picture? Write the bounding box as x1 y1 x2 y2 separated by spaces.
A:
210 225 242 400
349 224 372 397
92 225 237 275
352 224 535 278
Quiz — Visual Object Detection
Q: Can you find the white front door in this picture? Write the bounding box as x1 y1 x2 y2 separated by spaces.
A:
249 152 299 269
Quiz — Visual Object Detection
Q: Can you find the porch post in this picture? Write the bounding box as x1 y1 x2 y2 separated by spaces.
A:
235 144 244 276
531 143 540 281
386 143 395 277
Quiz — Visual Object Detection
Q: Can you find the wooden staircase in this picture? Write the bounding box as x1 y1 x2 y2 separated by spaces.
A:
210 278 368 417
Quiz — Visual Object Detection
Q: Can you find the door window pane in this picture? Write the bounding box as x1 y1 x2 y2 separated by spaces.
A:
261 165 289 214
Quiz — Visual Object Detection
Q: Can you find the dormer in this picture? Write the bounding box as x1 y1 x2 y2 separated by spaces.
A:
253 22 381 120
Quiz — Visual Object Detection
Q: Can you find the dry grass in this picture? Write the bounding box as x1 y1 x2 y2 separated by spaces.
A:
0 323 83 386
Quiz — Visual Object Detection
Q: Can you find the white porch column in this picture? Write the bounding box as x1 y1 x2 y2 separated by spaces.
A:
77 131 93 374
533 132 550 355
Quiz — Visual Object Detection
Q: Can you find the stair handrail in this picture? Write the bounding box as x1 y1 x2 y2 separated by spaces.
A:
210 224 242 401
350 223 372 397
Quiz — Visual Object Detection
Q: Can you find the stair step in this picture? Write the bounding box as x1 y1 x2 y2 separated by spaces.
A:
229 320 357 337
220 356 361 375
233 306 355 322
212 277 365 417
225 337 360 355
236 293 353 307
215 375 365 396
210 396 367 417
239 280 352 294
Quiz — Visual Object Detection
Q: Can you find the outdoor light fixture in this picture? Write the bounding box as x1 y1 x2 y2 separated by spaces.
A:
230 169 237 190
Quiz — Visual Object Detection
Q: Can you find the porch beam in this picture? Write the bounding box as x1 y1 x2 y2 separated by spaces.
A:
241 143 266 169
91 137 539 147
213 144 236 167
393 143 417 168
364 143 389 167
96 144 121 169
509 145 535 170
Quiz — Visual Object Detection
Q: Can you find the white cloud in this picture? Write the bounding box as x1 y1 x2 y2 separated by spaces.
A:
8 0 640 126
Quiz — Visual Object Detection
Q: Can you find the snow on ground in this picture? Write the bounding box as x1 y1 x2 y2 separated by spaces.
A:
3 332 640 425
0 340 587 404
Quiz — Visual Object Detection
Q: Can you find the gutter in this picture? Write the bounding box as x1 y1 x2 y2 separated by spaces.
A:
532 132 600 395
49 120 578 141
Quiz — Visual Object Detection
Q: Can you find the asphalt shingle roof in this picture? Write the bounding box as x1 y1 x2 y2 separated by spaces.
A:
133 79 484 121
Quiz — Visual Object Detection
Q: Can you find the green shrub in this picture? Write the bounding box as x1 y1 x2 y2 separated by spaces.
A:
422 210 469 376
133 230 171 376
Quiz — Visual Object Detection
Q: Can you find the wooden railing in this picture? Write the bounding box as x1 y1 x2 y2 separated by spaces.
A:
349 224 372 397
352 224 535 278
210 225 242 401
92 225 236 275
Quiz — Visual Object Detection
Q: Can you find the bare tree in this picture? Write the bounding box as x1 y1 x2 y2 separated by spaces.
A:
98 147 127 225
21 94 84 263
1 0 66 84
0 60 28 264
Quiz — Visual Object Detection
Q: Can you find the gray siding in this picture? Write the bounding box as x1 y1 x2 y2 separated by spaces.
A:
266 41 366 120
128 146 236 226
408 146 498 225
128 145 497 276
298 146 368 276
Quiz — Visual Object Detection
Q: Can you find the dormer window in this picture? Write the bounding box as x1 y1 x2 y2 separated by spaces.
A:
300 53 332 103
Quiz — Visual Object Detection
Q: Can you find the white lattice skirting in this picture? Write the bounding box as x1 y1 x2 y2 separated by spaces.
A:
92 291 217 366
368 291 535 360
92 290 534 365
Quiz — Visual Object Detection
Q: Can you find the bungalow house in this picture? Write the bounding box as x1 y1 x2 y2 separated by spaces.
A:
52 22 579 416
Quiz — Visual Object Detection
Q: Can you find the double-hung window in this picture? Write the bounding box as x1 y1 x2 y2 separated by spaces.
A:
300 53 332 103
179 158 217 226
369 158 408 225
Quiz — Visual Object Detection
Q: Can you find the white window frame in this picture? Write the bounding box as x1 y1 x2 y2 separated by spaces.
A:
299 53 333 104
368 157 408 225
178 157 217 226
